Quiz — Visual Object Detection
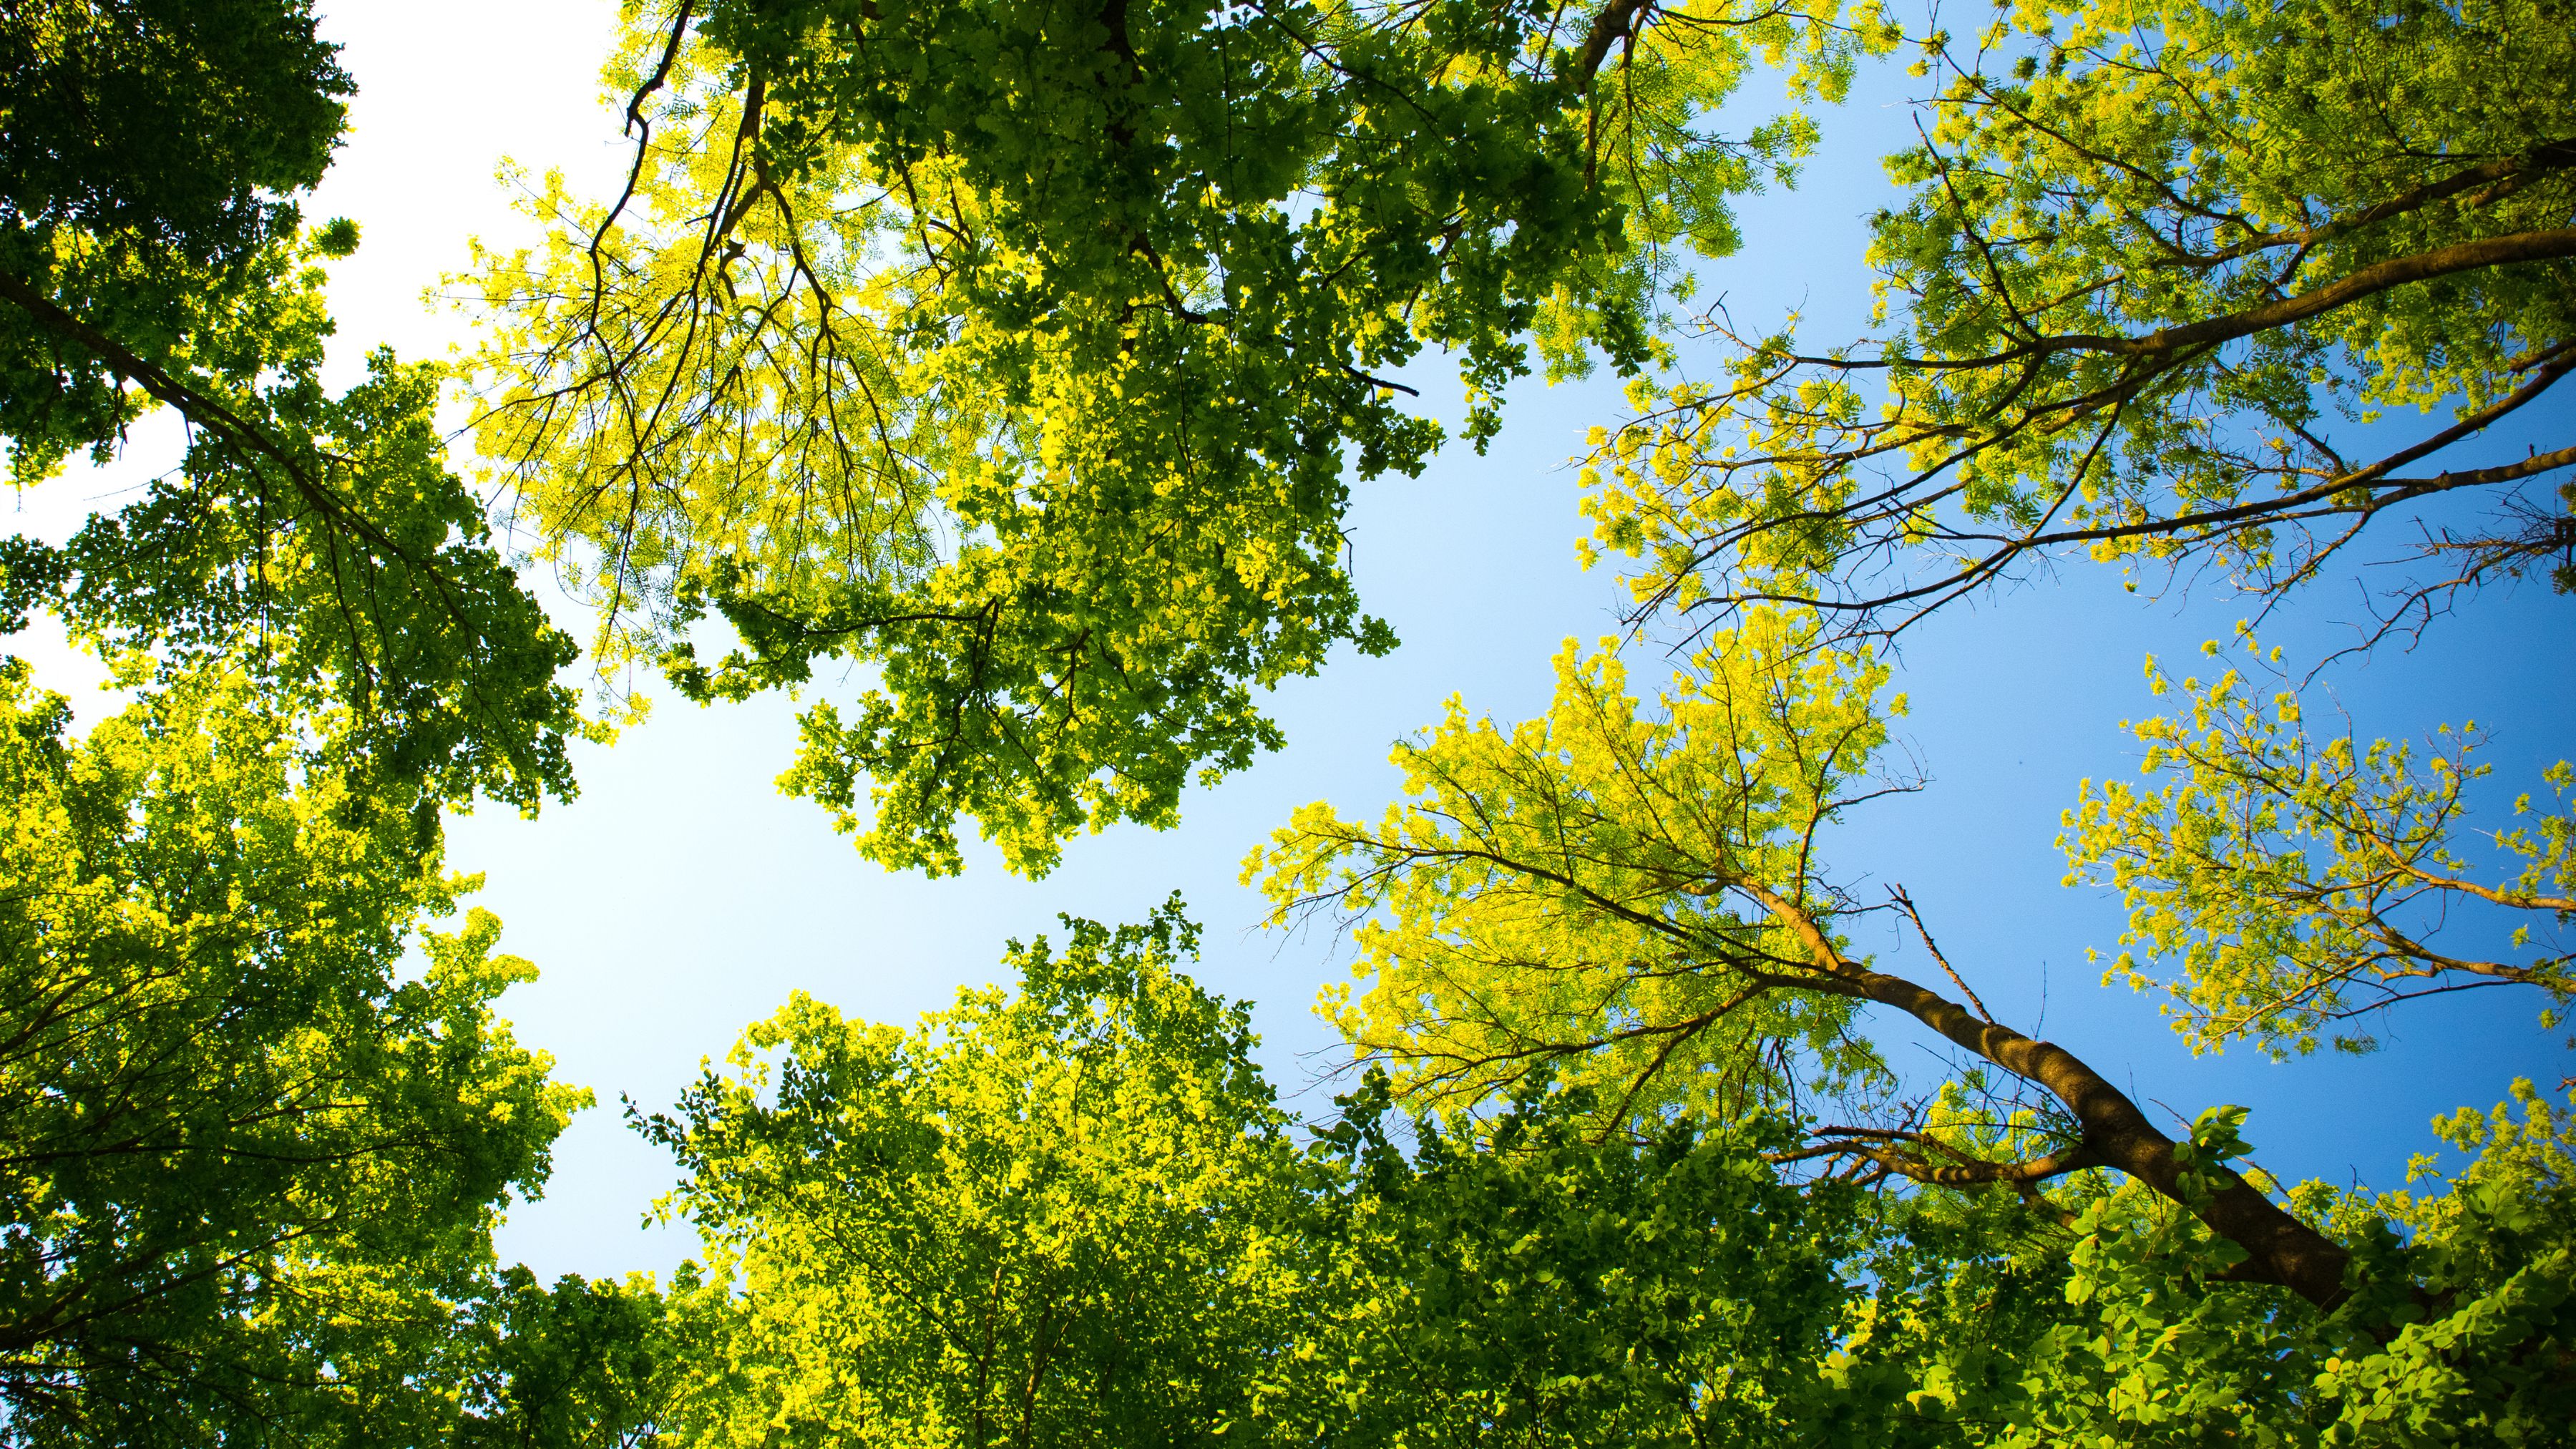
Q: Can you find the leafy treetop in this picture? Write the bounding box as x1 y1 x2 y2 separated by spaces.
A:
469 0 1892 874
1 0 587 813
1583 0 2576 645
0 658 584 1440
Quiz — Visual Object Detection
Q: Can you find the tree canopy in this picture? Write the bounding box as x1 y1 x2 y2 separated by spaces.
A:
1 0 585 813
630 903 1307 1443
466 0 1888 873
5 0 2571 1443
1 7 595 1435
1581 0 2575 643
0 660 582 1442
454 0 2576 873
1245 605 2576 1438
535 901 2576 1446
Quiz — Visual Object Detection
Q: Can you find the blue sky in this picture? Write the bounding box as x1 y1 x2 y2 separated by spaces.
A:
11 2 2566 1285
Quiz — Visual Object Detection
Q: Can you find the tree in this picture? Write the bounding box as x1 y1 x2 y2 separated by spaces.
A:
1509 0 2576 1429
452 1266 718 1449
618 892 2575 1444
1580 0 2576 644
1252 608 2568 1308
633 901 1310 1445
2062 634 2572 1060
0 658 585 1441
1275 1075 1904 1445
466 0 1889 874
1250 613 2576 1438
625 911 1943 1446
1 0 585 811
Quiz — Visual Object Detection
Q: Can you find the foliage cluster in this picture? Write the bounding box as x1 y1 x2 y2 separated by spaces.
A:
2 0 2570 1443
0 661 584 1442
1 0 587 814
465 0 1890 874
461 910 2575 1447
1581 0 2575 639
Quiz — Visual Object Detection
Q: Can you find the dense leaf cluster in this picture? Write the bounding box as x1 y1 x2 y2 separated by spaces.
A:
1 0 585 812
469 0 1876 872
0 663 583 1442
4 1 2570 1443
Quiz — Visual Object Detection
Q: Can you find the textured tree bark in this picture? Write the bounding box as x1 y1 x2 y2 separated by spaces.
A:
1848 966 2354 1309
1738 879 2355 1309
2072 230 2576 358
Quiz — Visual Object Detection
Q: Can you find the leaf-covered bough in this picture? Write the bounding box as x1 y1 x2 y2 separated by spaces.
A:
1252 612 2576 1440
0 0 587 811
0 661 583 1441
467 0 1893 874
2064 635 2574 1060
1581 0 2576 645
